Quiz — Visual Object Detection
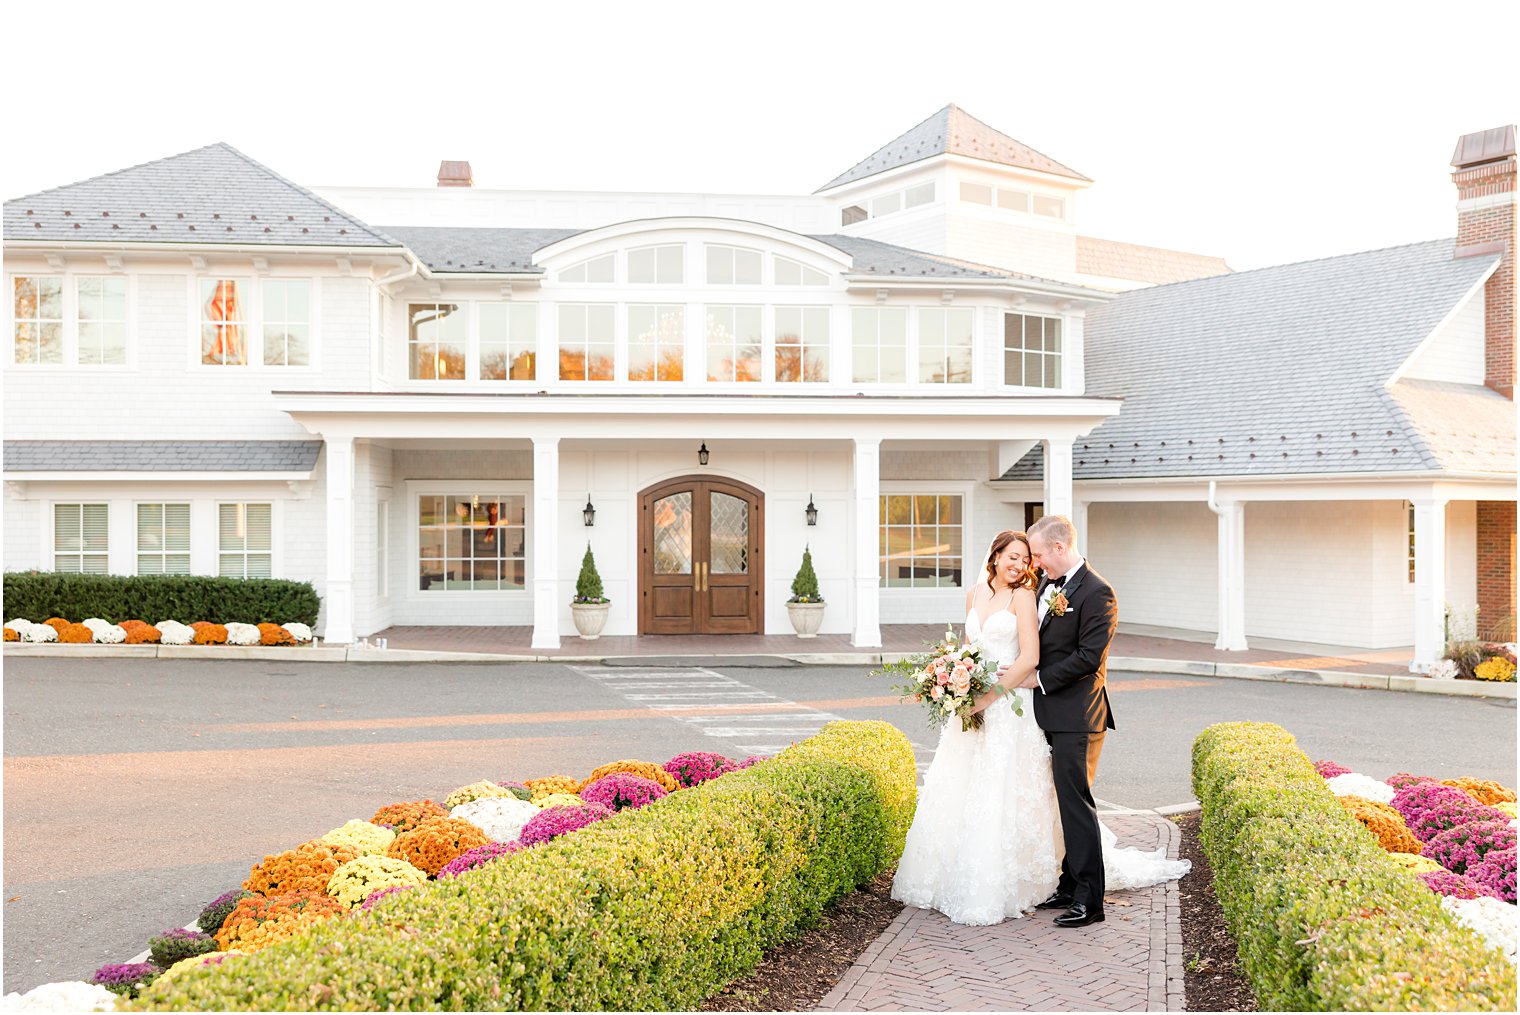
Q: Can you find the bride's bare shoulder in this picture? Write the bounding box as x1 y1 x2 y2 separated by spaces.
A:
1011 585 1038 610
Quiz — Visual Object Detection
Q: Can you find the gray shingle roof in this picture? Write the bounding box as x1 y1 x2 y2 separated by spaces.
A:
4 143 397 248
819 104 1090 192
382 225 581 273
1003 239 1510 482
3 440 323 473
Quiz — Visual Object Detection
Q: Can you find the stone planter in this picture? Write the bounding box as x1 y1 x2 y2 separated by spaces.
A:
786 601 826 638
570 602 611 640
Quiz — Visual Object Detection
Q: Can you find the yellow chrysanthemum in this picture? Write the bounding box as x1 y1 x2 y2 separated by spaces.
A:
319 819 396 856
534 792 585 810
1387 852 1443 874
327 854 429 908
444 780 517 809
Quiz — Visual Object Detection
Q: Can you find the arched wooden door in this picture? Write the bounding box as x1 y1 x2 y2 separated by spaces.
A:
639 476 764 635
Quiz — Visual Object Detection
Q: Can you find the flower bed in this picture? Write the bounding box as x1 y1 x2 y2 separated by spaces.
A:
4 615 314 647
115 725 913 1010
1192 723 1515 1010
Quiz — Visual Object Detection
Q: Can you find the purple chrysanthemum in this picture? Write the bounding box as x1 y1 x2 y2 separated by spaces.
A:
438 840 522 878
580 772 669 810
1386 771 1435 791
1426 819 1517 874
519 802 614 846
496 780 533 801
90 962 160 997
1418 869 1487 899
197 888 253 934
359 884 416 911
662 751 737 787
1468 846 1517 904
736 755 766 770
148 927 215 967
1407 798 1509 845
1313 760 1351 779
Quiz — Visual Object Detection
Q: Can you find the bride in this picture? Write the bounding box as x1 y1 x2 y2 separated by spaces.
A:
891 530 1189 926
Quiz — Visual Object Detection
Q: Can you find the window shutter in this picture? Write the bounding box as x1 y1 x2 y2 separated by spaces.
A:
219 504 242 551
137 504 161 551
55 504 80 551
165 504 191 551
246 504 272 551
246 552 273 578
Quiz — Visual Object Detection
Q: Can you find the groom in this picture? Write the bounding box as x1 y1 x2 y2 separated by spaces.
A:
1004 514 1117 928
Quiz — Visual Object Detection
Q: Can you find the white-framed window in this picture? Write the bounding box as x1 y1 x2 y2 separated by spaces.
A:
1406 501 1416 583
261 279 311 366
705 305 762 382
628 244 684 284
479 303 537 380
558 254 615 284
54 503 108 573
407 302 466 380
76 276 128 365
998 188 1030 212
1004 313 1062 389
871 192 902 217
774 256 829 287
904 182 935 209
705 244 762 285
558 303 615 381
1034 194 1065 218
136 503 191 575
849 182 936 223
628 305 685 382
417 493 526 591
774 306 829 383
959 182 993 205
199 278 249 366
880 493 964 588
918 307 974 384
377 500 390 598
218 503 273 578
12 275 64 365
851 307 907 384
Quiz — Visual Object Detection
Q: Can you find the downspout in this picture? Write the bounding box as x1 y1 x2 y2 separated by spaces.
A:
376 248 424 288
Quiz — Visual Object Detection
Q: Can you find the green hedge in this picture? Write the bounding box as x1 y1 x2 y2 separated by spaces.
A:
130 720 917 1011
1191 722 1515 1011
3 572 320 628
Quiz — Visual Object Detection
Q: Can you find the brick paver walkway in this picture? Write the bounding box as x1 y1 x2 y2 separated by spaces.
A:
816 813 1185 1013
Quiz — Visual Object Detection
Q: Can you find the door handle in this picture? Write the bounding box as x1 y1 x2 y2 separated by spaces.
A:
698 561 708 592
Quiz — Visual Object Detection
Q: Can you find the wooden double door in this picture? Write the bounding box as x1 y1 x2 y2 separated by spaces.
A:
639 476 764 635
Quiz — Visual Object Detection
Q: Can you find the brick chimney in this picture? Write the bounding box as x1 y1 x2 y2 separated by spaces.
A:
437 160 473 188
1451 124 1516 399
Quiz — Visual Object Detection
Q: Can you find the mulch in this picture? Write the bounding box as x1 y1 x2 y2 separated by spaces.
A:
1174 811 1257 1012
701 870 903 1012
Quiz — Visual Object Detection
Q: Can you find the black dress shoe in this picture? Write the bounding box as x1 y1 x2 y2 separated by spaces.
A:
1053 902 1105 927
1034 892 1073 910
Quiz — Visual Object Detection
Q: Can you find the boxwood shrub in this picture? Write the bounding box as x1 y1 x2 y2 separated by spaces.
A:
3 572 320 628
130 720 916 1011
1191 721 1515 1011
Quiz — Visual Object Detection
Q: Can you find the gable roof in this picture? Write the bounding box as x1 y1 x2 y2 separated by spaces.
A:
3 143 398 248
1003 238 1509 482
818 104 1090 192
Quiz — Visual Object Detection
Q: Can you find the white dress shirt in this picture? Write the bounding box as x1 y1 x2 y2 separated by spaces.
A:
1035 557 1086 692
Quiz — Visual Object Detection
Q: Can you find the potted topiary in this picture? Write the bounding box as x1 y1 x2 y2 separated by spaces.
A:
786 545 825 638
570 543 611 639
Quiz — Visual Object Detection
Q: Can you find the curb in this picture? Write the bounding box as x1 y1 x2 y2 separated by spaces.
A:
4 644 1514 700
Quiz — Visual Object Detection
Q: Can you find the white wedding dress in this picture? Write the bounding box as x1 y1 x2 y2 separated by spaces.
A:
891 608 1190 926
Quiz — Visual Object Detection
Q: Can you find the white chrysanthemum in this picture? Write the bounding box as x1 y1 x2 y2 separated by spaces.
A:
1325 773 1396 803
157 620 194 645
450 797 540 843
225 622 261 646
2 980 118 1011
1429 659 1460 680
81 618 111 635
93 624 127 644
283 622 313 643
4 619 31 633
1442 894 1518 964
22 624 56 643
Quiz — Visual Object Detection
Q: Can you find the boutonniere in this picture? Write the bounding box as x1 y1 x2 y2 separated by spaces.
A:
1044 586 1069 617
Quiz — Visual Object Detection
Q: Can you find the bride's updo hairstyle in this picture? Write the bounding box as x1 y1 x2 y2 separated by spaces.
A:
985 530 1040 592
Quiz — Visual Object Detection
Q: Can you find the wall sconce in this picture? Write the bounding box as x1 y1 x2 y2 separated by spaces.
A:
805 494 818 526
698 442 710 466
582 496 596 527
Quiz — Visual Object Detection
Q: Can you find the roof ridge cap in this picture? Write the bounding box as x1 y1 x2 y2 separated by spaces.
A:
1375 384 1443 470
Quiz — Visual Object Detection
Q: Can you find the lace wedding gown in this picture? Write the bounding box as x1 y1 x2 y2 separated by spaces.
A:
891 608 1191 926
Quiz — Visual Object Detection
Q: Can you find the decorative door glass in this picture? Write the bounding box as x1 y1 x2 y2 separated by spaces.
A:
653 492 693 574
710 492 749 573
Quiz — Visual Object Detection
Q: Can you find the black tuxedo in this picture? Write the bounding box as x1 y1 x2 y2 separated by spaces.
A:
1034 562 1119 912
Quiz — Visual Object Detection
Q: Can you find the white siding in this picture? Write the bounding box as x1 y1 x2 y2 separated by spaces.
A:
1403 291 1485 384
1087 501 1219 633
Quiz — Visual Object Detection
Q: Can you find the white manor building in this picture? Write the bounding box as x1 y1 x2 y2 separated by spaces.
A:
3 106 1514 669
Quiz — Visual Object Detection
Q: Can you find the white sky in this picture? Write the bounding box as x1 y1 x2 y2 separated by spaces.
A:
3 0 1515 270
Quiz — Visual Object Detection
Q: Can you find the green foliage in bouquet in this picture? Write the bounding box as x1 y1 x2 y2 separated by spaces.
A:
573 544 609 604
788 546 822 603
1191 722 1515 1012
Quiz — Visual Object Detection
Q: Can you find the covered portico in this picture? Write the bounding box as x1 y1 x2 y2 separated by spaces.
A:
275 391 1120 649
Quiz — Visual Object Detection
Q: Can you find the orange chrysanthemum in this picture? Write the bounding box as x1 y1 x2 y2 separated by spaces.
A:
243 840 361 897
125 625 162 645
192 624 229 645
1339 795 1422 854
214 890 346 953
3 627 17 642
44 618 71 634
371 800 449 834
577 760 679 794
258 622 295 646
1439 778 1517 807
119 619 149 632
59 623 93 643
386 817 490 877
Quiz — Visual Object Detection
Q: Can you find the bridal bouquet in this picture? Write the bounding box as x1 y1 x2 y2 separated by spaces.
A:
879 626 1023 732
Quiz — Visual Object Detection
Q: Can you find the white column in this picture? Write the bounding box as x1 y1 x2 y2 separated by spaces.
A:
852 438 882 648
532 436 561 650
1213 499 1248 651
1042 437 1074 519
323 434 356 645
1411 497 1448 672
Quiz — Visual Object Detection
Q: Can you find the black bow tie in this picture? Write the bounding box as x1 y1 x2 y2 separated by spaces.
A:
1048 574 1067 587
